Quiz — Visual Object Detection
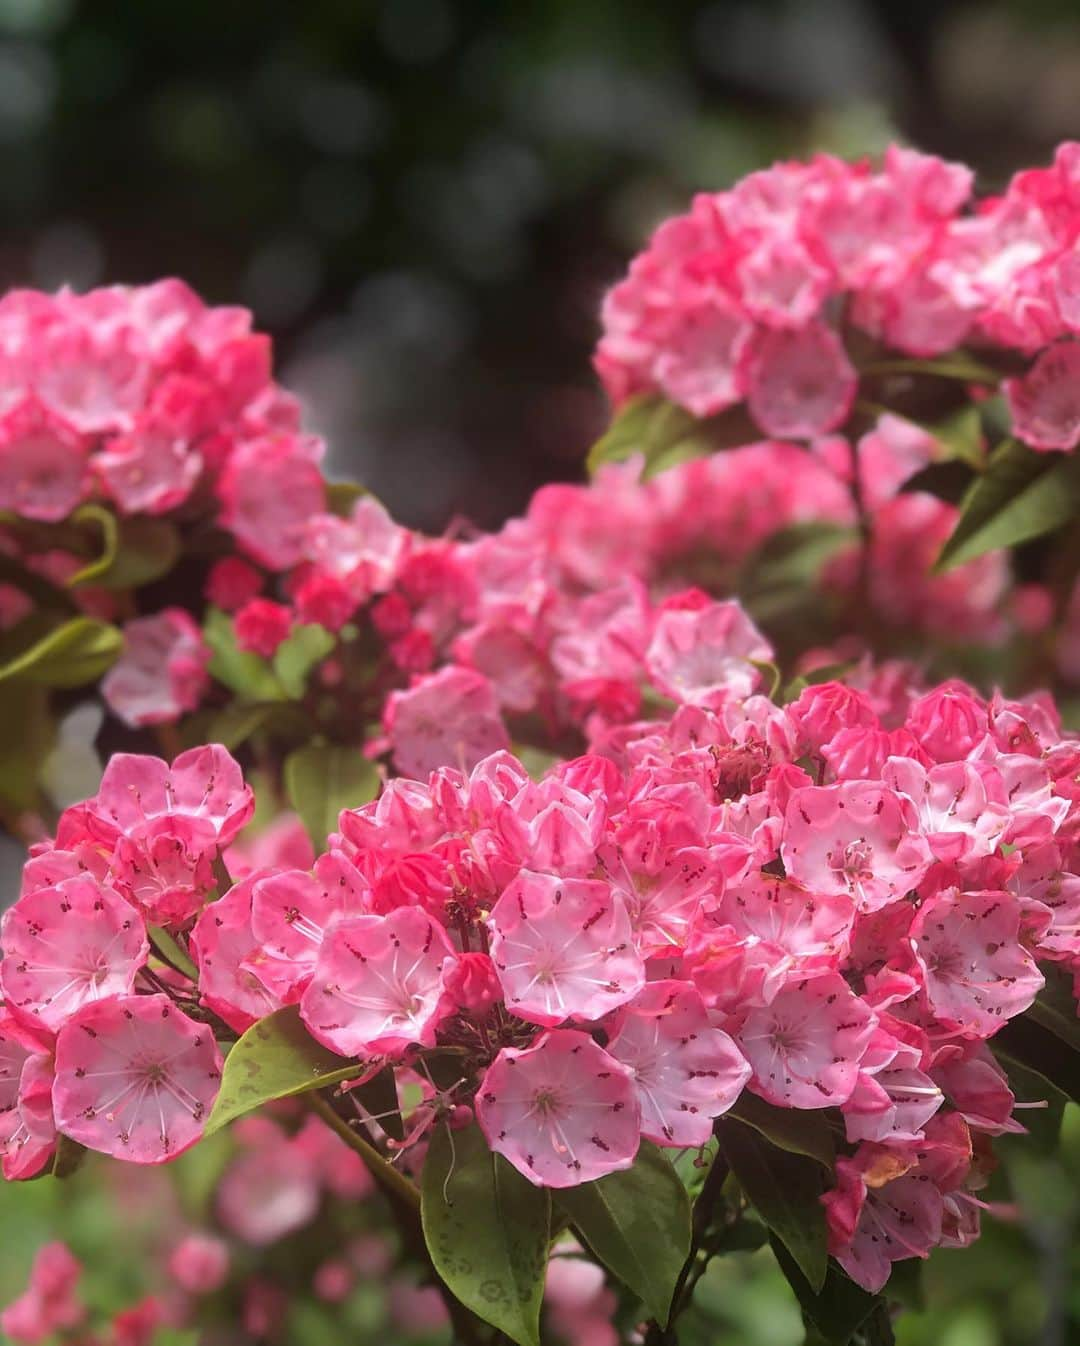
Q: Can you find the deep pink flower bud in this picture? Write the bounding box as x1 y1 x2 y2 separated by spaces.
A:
205 557 263 612
443 952 501 1014
234 599 293 658
294 573 355 632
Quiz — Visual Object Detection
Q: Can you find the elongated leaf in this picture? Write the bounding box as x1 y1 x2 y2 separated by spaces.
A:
68 504 180 589
285 743 380 850
0 616 122 688
556 1142 691 1325
864 352 1002 383
421 1122 549 1346
728 1094 834 1168
205 1006 358 1135
203 607 285 701
273 623 335 698
771 1237 882 1345
936 440 1080 571
719 1117 829 1291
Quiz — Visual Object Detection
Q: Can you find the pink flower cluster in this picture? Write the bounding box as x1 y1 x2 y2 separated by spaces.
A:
7 633 1079 1292
596 141 1080 452
0 281 322 544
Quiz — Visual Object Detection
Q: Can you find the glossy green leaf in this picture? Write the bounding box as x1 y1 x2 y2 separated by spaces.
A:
771 1237 883 1345
68 504 180 589
284 743 380 850
719 1117 829 1291
421 1122 550 1346
935 440 1080 571
0 616 123 688
203 606 285 701
273 623 336 698
556 1141 691 1325
204 1005 359 1136
727 1093 834 1168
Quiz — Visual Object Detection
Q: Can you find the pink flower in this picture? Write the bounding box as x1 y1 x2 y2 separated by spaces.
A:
384 666 510 779
234 598 293 657
781 782 932 911
0 398 87 522
293 573 356 631
489 871 644 1027
734 972 877 1108
744 322 856 439
53 993 222 1163
823 1152 944 1293
168 1234 229 1295
0 1013 56 1181
190 875 285 1033
1 1242 84 1345
476 1029 640 1187
217 433 326 570
605 980 750 1146
645 599 772 707
910 888 1043 1037
1004 340 1080 450
882 757 1009 862
1 876 148 1033
217 1121 320 1245
108 815 218 927
95 420 203 514
736 235 831 328
102 609 211 728
651 295 753 417
92 743 254 848
301 907 456 1058
248 865 358 1000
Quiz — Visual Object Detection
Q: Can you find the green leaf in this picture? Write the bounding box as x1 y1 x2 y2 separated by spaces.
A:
273 623 336 699
421 1122 550 1346
587 395 703 476
556 1141 691 1325
0 616 123 688
51 1134 88 1180
148 925 199 982
727 1093 834 1168
718 1117 829 1291
740 522 856 623
203 606 285 701
0 682 52 813
284 743 380 850
993 1015 1080 1108
863 351 1002 383
326 480 368 516
204 1005 359 1136
68 504 180 589
771 1237 882 1345
935 440 1080 571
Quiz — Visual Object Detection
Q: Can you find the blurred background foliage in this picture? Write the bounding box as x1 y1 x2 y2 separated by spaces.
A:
3 0 1080 534
3 0 1080 1342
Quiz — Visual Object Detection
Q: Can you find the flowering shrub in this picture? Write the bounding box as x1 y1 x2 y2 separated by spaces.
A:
5 142 1080 1346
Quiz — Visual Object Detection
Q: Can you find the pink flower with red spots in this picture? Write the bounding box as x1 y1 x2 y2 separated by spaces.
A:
476 1030 640 1187
53 994 222 1163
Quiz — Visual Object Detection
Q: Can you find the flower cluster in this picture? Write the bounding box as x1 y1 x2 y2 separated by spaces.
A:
0 280 321 541
6 630 1079 1291
596 142 1080 453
